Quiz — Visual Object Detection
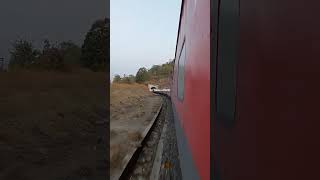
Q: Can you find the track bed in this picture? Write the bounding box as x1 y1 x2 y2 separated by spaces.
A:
119 95 182 180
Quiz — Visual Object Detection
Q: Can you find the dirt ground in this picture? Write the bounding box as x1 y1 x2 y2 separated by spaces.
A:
0 71 108 180
110 83 162 178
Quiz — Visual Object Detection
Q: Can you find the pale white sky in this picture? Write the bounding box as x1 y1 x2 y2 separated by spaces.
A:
110 0 181 79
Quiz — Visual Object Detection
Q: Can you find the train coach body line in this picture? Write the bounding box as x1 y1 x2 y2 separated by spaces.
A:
153 89 170 92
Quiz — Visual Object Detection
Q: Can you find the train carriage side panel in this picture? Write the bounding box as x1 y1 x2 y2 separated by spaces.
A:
171 0 210 179
215 0 320 179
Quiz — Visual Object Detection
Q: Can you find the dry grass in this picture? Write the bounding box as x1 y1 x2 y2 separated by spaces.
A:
0 71 106 144
0 71 107 179
110 83 161 176
110 83 150 121
127 131 142 142
110 144 125 169
110 83 149 103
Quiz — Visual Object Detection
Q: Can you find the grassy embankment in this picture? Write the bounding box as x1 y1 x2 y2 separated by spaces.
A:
0 71 107 179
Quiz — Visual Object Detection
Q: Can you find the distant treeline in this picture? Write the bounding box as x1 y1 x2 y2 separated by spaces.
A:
9 18 109 72
113 60 174 84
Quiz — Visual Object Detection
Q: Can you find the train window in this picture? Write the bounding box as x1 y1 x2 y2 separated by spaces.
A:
216 0 239 128
177 40 186 101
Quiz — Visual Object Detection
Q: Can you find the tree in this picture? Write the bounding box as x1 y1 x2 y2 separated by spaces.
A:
144 60 174 81
37 39 64 70
136 67 149 83
149 65 161 76
59 41 81 65
9 39 38 68
127 75 136 84
113 74 121 83
121 74 135 84
81 18 109 71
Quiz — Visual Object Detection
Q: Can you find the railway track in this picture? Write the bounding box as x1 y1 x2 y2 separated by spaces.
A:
117 93 177 180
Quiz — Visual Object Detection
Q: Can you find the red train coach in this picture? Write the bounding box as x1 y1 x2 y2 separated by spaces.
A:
172 0 320 179
212 0 320 179
171 0 210 179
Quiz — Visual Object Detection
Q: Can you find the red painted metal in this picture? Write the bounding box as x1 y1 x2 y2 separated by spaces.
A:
172 0 320 179
217 0 320 179
171 0 210 179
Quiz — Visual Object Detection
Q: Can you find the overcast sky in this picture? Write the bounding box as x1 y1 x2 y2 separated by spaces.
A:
111 0 181 79
0 0 109 64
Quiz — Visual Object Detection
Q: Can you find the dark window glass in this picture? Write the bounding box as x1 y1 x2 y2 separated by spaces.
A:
177 40 186 100
216 0 239 128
